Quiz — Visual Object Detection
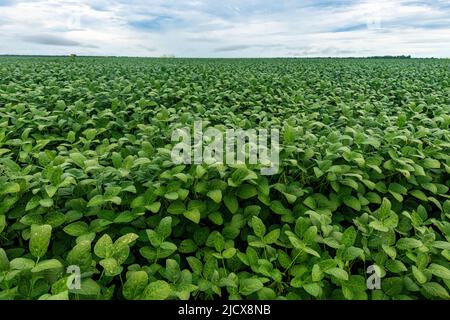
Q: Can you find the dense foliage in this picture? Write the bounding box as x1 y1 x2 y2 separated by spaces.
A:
0 57 449 300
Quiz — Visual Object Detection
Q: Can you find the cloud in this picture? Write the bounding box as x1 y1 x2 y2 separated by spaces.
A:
21 34 97 47
214 45 253 52
185 36 221 43
332 24 370 33
286 46 365 57
214 44 282 52
128 16 182 31
0 0 449 57
0 0 13 7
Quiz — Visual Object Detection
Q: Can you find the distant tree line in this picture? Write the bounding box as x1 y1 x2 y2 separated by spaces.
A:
368 55 412 59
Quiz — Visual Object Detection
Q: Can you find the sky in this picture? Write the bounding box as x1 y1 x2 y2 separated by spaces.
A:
0 0 449 57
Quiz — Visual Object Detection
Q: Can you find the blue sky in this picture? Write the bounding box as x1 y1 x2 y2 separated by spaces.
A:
0 0 449 57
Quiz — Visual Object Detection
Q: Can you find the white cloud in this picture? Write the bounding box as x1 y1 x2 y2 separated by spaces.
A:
0 0 449 57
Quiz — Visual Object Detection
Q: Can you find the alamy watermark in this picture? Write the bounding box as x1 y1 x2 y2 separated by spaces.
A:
366 265 382 290
171 121 280 175
364 3 383 30
366 12 382 30
66 265 81 290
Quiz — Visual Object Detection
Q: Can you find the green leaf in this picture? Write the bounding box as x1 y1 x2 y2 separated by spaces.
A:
31 259 63 273
165 259 180 283
270 201 291 215
195 165 206 178
67 240 92 269
45 212 66 228
257 287 276 300
343 196 361 211
0 248 9 272
183 209 201 224
69 278 100 296
423 158 440 169
325 268 349 281
29 224 52 258
288 235 304 250
207 189 222 204
208 212 224 225
251 216 266 238
428 264 450 280
223 194 239 214
303 283 322 297
312 264 323 282
432 241 450 250
40 291 69 300
422 282 449 299
179 239 197 253
83 128 97 140
423 183 438 194
378 197 391 218
304 247 321 258
144 280 171 300
159 242 177 258
157 217 172 239
239 278 264 296
410 190 428 201
303 196 316 210
112 245 131 265
237 184 258 199
342 226 357 247
222 248 237 259
382 244 397 260
397 238 422 250
146 230 162 247
87 195 105 207
264 229 280 245
99 258 120 276
44 185 58 198
389 183 408 195
1 182 20 194
369 220 389 232
382 277 403 296
167 201 185 215
344 247 364 261
290 276 303 288
39 198 54 208
147 202 161 213
25 196 40 211
231 168 251 184
94 234 113 258
123 271 149 300
386 260 407 273
412 266 427 284
0 215 6 234
63 222 89 237
9 257 35 270
207 231 225 252
187 256 203 275
70 153 87 168
164 192 179 200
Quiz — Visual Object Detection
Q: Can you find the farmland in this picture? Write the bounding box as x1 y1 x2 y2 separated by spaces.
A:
0 57 449 300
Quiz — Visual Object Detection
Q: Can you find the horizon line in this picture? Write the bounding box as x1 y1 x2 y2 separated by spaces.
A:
0 54 448 59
